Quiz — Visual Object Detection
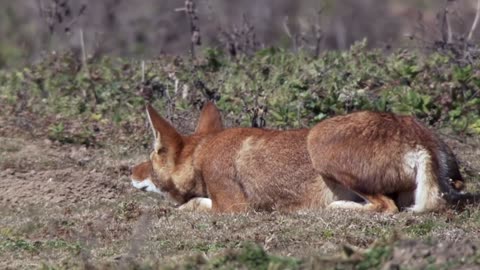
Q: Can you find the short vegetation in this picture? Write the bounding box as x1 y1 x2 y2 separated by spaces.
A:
2 40 480 148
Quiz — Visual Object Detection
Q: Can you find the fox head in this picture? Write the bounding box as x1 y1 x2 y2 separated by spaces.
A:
130 102 223 203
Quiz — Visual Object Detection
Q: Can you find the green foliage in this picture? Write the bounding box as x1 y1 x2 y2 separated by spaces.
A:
390 88 436 117
404 219 439 237
207 243 301 270
2 41 480 147
321 229 335 239
0 236 82 254
453 65 473 84
204 48 226 72
47 122 94 146
390 52 422 82
355 246 392 270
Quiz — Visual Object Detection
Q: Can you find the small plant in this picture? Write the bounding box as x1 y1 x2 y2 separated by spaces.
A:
117 201 142 221
0 237 81 255
0 237 37 253
204 243 301 270
47 122 94 146
321 229 334 239
405 219 438 237
355 245 393 270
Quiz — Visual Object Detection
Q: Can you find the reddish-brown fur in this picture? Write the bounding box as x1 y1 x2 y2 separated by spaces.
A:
131 161 152 182
309 112 431 194
307 111 470 212
132 104 474 213
193 128 357 212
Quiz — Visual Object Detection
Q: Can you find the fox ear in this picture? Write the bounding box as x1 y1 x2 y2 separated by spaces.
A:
195 101 224 134
146 105 183 153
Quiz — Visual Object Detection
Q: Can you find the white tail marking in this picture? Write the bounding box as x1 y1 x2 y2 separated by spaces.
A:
404 148 442 212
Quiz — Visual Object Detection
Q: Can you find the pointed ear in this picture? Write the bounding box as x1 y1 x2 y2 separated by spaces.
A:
195 101 224 134
146 105 183 153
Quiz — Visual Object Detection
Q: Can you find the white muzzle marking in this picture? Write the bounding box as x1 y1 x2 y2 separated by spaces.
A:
131 178 162 194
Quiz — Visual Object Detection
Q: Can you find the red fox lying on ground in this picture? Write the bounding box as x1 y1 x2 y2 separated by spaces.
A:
130 102 475 213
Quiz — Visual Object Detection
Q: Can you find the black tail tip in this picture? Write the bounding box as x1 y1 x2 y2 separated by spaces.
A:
443 191 480 207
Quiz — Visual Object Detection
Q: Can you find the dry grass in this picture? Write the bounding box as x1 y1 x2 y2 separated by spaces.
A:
1 128 480 269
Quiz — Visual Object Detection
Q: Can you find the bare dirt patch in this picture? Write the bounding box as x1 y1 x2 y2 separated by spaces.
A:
0 137 130 208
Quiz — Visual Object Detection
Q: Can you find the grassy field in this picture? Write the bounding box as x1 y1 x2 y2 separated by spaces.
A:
1 43 480 269
1 129 480 269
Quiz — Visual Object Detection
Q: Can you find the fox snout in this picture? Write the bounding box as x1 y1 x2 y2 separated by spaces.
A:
131 178 161 193
130 161 162 194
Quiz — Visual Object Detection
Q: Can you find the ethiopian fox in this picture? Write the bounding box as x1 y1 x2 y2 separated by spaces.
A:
131 103 474 213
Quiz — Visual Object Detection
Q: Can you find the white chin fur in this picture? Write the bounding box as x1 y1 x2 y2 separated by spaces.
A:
131 178 162 194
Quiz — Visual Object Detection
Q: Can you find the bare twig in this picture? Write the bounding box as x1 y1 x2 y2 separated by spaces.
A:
175 0 200 59
141 60 145 83
79 28 89 76
310 7 324 58
36 0 44 18
446 8 452 43
468 0 480 41
282 16 292 39
441 4 452 44
313 22 323 57
283 16 298 52
79 28 90 101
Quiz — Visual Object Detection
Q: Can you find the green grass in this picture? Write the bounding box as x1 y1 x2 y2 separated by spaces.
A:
404 219 440 237
177 243 302 270
355 245 393 270
0 237 82 254
191 242 226 253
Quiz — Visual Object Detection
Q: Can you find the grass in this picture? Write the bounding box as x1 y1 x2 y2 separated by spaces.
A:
0 237 82 255
404 219 439 237
355 245 393 270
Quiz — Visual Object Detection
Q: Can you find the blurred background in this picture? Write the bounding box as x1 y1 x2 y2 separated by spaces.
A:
0 0 478 68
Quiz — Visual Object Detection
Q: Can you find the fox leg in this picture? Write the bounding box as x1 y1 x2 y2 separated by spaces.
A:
328 194 398 214
363 194 399 214
177 197 249 213
178 197 212 212
210 195 250 213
